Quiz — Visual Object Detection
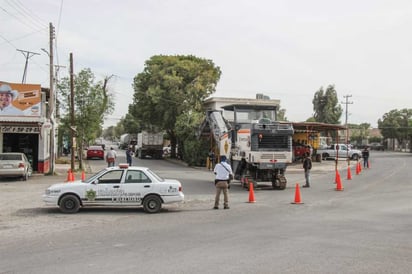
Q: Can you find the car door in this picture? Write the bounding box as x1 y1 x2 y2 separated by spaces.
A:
95 169 124 205
119 170 154 205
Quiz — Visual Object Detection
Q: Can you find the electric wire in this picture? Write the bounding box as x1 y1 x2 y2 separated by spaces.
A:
5 0 47 30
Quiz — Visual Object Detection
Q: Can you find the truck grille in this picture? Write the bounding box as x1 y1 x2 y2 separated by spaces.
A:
260 153 287 160
251 135 291 150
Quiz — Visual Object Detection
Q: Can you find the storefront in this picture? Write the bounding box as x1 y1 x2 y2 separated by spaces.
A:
0 81 51 173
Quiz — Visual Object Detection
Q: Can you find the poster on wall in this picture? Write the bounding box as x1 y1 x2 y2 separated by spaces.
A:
0 81 42 117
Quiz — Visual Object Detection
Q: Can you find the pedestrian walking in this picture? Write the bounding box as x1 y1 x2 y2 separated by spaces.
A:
213 155 233 209
362 146 370 168
106 147 117 167
126 146 134 166
302 152 312 187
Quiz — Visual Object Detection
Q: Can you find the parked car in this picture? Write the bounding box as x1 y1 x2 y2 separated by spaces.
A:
43 164 184 213
86 146 104 160
0 152 33 181
317 144 362 160
369 143 384 151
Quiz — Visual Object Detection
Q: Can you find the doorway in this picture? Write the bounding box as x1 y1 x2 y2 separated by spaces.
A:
3 133 39 171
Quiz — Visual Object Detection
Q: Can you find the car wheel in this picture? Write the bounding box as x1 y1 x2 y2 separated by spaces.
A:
351 154 359 160
143 195 162 213
59 194 80 214
322 153 329 160
22 172 28 181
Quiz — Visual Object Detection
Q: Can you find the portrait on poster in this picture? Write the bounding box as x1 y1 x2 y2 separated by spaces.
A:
0 82 42 117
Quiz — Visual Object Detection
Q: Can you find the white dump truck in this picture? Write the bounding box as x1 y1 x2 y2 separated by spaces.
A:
136 131 164 159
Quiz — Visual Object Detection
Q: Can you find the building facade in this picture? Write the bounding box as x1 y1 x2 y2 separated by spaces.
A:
0 81 52 173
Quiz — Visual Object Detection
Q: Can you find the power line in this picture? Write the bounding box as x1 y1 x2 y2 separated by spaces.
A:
5 0 47 30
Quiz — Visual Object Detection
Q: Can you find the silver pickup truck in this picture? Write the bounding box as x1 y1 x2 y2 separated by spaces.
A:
317 144 362 160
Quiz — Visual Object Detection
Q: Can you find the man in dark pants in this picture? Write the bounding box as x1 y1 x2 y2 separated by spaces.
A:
362 146 370 168
213 155 233 209
302 152 312 187
126 146 134 166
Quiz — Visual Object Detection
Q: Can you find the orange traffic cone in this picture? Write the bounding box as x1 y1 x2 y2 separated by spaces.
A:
355 162 360 175
335 169 341 184
70 171 75 182
367 160 370 169
336 172 344 191
359 161 362 173
291 183 303 204
66 169 71 182
347 166 352 180
81 170 86 181
248 180 256 203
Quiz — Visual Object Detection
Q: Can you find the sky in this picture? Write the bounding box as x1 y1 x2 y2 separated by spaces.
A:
1 0 412 128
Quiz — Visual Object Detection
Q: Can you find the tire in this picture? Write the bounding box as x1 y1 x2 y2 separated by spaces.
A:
59 194 80 213
322 153 329 160
143 195 162 213
351 154 359 160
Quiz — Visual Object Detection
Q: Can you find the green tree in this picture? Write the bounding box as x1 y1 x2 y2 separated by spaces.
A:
58 69 115 169
130 55 221 158
277 106 287 121
175 111 209 165
312 85 342 124
102 126 116 142
378 108 412 151
348 123 370 145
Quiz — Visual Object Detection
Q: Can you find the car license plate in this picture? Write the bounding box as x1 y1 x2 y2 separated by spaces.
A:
3 164 13 168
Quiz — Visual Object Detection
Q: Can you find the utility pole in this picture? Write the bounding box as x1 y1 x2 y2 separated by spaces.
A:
69 53 76 171
47 22 56 174
17 49 40 83
342 95 353 161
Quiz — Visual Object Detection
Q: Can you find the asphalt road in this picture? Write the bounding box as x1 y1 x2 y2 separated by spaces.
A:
0 151 411 274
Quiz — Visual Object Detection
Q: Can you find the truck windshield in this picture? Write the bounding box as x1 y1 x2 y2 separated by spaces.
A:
225 109 276 123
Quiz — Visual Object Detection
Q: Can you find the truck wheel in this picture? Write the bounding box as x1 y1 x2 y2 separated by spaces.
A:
322 153 329 160
351 154 359 160
143 195 162 213
272 175 287 190
59 194 80 213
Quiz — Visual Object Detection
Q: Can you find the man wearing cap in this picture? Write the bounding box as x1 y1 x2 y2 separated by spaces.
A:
0 84 24 115
213 155 233 209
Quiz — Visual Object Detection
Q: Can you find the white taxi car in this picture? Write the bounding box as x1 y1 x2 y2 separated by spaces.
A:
43 164 184 214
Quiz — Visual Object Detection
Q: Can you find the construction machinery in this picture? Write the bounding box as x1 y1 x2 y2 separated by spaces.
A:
201 104 294 189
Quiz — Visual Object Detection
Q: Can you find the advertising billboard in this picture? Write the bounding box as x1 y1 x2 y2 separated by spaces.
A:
0 81 42 117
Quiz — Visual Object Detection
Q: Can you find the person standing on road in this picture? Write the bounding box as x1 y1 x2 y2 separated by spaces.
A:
362 146 370 168
302 152 312 188
208 149 215 171
213 155 233 209
106 147 117 167
126 146 134 166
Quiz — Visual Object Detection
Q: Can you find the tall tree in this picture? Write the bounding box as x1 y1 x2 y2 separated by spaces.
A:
130 55 221 158
348 123 370 145
378 108 412 151
312 85 342 124
58 68 115 168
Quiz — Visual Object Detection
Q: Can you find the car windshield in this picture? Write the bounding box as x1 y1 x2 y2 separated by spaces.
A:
83 169 108 183
146 169 165 182
88 146 102 150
